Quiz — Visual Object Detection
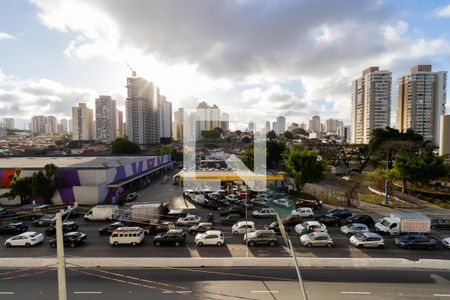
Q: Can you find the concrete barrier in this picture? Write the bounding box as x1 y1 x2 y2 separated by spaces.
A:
0 257 449 270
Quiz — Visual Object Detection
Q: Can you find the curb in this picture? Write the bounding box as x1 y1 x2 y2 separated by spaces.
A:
0 257 449 270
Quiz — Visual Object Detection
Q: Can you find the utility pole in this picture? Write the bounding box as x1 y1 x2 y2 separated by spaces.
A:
385 148 389 206
245 198 248 257
56 209 67 300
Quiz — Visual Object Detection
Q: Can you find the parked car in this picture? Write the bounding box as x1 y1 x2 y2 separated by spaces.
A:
315 215 342 227
125 192 138 202
282 215 304 226
195 230 225 246
295 199 321 210
295 221 327 235
219 206 245 217
153 229 186 247
176 214 202 226
225 194 240 203
442 237 450 248
328 208 352 219
45 221 79 236
189 222 214 235
273 198 291 208
291 207 314 218
253 198 270 207
146 223 172 235
395 234 438 250
232 221 256 235
5 231 44 247
344 214 375 227
207 192 221 200
204 200 220 210
265 221 290 234
236 199 254 209
218 199 232 208
220 214 242 225
49 232 87 248
244 229 278 247
32 215 55 227
349 232 384 249
340 223 369 236
300 232 333 248
99 222 126 235
0 222 28 235
110 227 145 246
252 208 277 218
431 218 450 230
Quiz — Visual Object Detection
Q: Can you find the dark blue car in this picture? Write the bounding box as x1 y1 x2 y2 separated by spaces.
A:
327 208 352 219
395 234 437 250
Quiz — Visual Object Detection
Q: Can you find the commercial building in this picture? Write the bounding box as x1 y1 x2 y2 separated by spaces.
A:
72 103 94 141
95 95 117 143
397 65 447 146
351 66 392 144
159 95 172 142
440 115 450 157
0 155 172 205
308 115 321 133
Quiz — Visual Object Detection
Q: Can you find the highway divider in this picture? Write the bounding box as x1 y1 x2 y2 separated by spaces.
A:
0 257 449 270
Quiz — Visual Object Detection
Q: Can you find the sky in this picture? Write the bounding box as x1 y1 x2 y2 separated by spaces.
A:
1 0 450 130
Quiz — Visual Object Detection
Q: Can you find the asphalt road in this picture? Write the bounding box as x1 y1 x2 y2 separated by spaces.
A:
0 267 449 300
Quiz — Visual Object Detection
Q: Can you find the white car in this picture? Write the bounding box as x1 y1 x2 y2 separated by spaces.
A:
291 207 314 218
442 237 450 248
176 214 202 226
253 198 270 206
252 208 277 218
295 221 327 235
195 230 225 246
300 232 334 248
232 221 256 235
273 198 291 208
349 232 384 249
5 231 44 247
340 223 369 236
225 195 239 202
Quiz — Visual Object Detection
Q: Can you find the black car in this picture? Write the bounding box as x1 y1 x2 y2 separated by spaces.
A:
98 222 125 235
33 215 55 227
327 208 352 219
244 229 278 247
431 218 450 230
49 232 87 248
395 234 438 250
0 222 28 234
315 215 341 227
189 222 215 235
45 221 79 236
295 199 321 210
344 214 374 227
265 221 290 234
153 229 186 246
203 200 220 210
219 206 245 217
220 214 242 225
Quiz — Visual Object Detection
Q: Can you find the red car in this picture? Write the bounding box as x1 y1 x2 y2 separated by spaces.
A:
282 215 303 226
295 199 321 210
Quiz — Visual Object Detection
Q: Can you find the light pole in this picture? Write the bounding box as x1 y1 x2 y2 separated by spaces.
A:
245 197 248 257
55 210 67 300
385 148 389 206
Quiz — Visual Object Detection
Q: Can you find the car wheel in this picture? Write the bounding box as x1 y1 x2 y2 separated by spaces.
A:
431 225 436 229
197 242 203 247
307 243 312 248
70 243 76 248
217 242 223 246
269 241 276 247
248 241 255 247
5 243 11 248
50 243 56 248
131 242 137 246
378 245 384 249
25 243 31 248
327 243 333 248
357 244 364 249
113 241 119 246
155 241 161 247
233 231 239 235
174 241 180 247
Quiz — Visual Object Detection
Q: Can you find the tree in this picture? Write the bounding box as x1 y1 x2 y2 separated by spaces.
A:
283 148 325 192
111 138 141 155
266 130 277 140
240 140 286 171
159 145 172 155
292 128 307 136
283 131 294 140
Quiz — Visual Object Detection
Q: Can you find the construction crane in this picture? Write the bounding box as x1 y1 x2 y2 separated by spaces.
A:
124 60 136 77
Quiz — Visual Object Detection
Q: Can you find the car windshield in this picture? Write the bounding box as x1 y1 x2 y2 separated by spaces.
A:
380 219 391 227
354 233 366 241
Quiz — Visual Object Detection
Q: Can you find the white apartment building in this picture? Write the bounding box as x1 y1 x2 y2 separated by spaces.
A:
95 95 117 143
159 95 172 141
351 67 392 144
273 116 286 134
45 116 58 135
397 65 447 146
59 118 69 134
116 110 124 138
72 103 94 141
308 115 321 133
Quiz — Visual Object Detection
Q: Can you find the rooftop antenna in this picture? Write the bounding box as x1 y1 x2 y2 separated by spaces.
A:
124 60 136 77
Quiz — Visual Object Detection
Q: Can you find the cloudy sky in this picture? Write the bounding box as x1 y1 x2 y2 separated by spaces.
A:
1 0 450 130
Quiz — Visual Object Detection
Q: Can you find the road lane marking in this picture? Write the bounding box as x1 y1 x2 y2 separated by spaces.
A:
251 291 280 293
73 291 103 294
0 292 15 295
433 294 450 297
341 291 372 295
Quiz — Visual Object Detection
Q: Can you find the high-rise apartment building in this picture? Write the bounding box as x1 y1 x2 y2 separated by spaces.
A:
248 122 256 132
351 66 392 144
397 65 447 146
221 113 229 131
173 108 184 141
31 115 47 134
72 103 94 141
116 110 124 138
95 95 117 143
273 116 286 134
59 118 69 134
126 72 160 146
308 115 321 133
265 121 271 133
159 95 172 142
46 116 58 135
439 115 450 157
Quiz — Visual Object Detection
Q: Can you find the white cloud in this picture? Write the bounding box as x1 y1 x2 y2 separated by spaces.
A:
0 32 15 41
434 4 450 17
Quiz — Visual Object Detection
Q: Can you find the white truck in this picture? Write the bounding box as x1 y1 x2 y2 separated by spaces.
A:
375 212 431 236
84 205 119 221
130 203 163 224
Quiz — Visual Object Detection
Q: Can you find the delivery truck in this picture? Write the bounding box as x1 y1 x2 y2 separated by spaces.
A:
375 212 431 236
84 205 119 221
130 203 163 224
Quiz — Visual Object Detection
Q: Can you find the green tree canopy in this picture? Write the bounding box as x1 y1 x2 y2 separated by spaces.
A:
266 130 277 140
283 148 325 192
283 131 294 140
393 153 447 187
111 138 141 155
159 145 173 155
241 140 286 170
292 128 308 136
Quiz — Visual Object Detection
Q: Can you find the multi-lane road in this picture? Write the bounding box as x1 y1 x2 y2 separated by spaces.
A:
0 267 449 299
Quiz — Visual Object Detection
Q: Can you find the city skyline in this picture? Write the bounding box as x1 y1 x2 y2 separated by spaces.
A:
1 0 450 130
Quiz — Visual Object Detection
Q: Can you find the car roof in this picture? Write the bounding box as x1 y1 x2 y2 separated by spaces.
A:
305 221 321 225
237 221 255 225
254 229 275 234
361 232 382 238
349 223 367 227
198 222 213 226
310 232 330 237
168 229 184 233
204 230 222 235
19 231 38 236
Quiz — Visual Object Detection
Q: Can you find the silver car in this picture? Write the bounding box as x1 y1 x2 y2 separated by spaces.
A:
349 232 385 249
300 232 334 248
340 223 368 236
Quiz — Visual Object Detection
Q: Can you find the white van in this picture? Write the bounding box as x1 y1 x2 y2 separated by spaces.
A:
84 205 119 221
109 227 145 246
232 221 256 235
